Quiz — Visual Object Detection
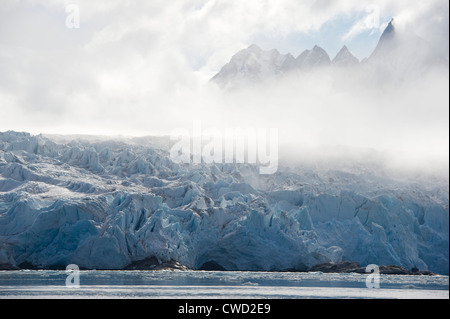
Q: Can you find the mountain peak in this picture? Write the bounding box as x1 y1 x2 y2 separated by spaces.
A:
211 17 446 87
369 18 397 60
247 44 263 53
332 45 359 66
296 45 331 69
312 45 326 52
388 18 395 27
211 44 292 86
381 18 396 41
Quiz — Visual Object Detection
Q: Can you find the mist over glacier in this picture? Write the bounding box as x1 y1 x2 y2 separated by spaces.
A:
0 131 448 274
0 2 448 167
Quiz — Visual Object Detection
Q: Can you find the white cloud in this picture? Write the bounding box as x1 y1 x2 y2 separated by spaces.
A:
0 0 448 145
342 4 385 41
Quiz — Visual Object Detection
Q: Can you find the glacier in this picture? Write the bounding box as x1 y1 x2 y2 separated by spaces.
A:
0 131 448 274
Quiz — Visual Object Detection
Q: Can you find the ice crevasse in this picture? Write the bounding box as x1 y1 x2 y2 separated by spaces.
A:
0 131 448 274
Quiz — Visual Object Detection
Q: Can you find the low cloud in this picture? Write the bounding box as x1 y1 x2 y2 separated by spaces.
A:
0 0 448 175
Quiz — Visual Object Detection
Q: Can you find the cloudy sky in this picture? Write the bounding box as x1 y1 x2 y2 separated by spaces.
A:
0 0 448 165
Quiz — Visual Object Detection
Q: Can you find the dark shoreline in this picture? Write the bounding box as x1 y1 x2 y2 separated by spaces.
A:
0 261 442 276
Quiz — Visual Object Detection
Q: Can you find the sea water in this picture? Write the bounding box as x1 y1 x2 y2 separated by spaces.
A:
0 270 448 299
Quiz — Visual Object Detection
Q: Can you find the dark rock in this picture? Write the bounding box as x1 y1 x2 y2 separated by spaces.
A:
0 264 20 270
355 267 368 274
358 265 436 275
47 264 69 270
309 262 438 276
124 256 190 271
310 262 361 273
123 256 160 270
378 265 411 275
199 261 226 271
18 262 38 270
283 266 309 273
154 260 190 271
415 270 436 276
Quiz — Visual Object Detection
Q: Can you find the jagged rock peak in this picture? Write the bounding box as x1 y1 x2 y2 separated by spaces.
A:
332 45 359 66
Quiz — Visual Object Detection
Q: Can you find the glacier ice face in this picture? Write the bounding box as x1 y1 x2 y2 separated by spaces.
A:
0 131 448 274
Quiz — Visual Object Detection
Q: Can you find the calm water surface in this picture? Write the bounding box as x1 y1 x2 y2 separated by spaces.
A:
0 270 448 299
